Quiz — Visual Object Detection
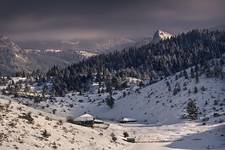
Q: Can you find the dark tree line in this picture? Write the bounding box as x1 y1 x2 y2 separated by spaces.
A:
46 29 225 96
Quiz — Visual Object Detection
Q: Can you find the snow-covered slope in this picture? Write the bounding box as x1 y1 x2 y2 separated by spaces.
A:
1 96 224 150
14 60 225 125
0 98 126 150
152 30 173 44
100 73 225 124
67 72 224 124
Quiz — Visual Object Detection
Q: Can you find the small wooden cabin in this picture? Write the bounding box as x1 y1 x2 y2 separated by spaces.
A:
74 114 95 127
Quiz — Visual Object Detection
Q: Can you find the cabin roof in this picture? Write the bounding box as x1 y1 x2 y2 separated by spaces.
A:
120 117 137 122
75 114 94 122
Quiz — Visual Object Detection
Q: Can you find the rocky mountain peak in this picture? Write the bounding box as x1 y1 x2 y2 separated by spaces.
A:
152 30 173 44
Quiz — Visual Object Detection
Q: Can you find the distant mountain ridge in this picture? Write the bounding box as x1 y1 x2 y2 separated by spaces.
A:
0 35 82 75
17 37 136 53
0 35 31 75
0 35 152 75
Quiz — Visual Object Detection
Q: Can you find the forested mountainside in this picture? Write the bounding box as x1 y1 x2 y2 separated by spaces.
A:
46 30 225 96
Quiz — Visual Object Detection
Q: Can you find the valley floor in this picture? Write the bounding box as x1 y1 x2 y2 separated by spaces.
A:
122 122 225 150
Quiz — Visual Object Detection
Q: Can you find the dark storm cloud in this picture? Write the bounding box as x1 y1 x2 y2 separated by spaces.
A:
0 0 224 41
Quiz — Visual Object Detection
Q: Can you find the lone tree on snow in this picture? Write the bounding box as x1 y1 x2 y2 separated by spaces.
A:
186 99 198 120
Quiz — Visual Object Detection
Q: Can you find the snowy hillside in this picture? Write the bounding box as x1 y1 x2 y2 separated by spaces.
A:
0 57 225 150
1 63 225 149
0 98 126 150
98 72 225 123
10 57 225 126
1 95 224 150
51 70 224 125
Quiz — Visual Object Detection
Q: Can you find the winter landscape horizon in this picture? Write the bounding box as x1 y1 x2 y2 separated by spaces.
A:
0 0 225 150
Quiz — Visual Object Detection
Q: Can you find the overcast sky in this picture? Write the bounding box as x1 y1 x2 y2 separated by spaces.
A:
0 0 224 41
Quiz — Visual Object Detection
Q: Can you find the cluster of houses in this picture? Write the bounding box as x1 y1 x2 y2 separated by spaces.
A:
72 113 137 127
72 114 137 143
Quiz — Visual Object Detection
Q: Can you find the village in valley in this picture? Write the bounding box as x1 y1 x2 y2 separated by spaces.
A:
1 0 225 149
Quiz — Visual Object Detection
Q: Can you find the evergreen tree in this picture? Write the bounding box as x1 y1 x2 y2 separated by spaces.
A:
186 99 198 120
